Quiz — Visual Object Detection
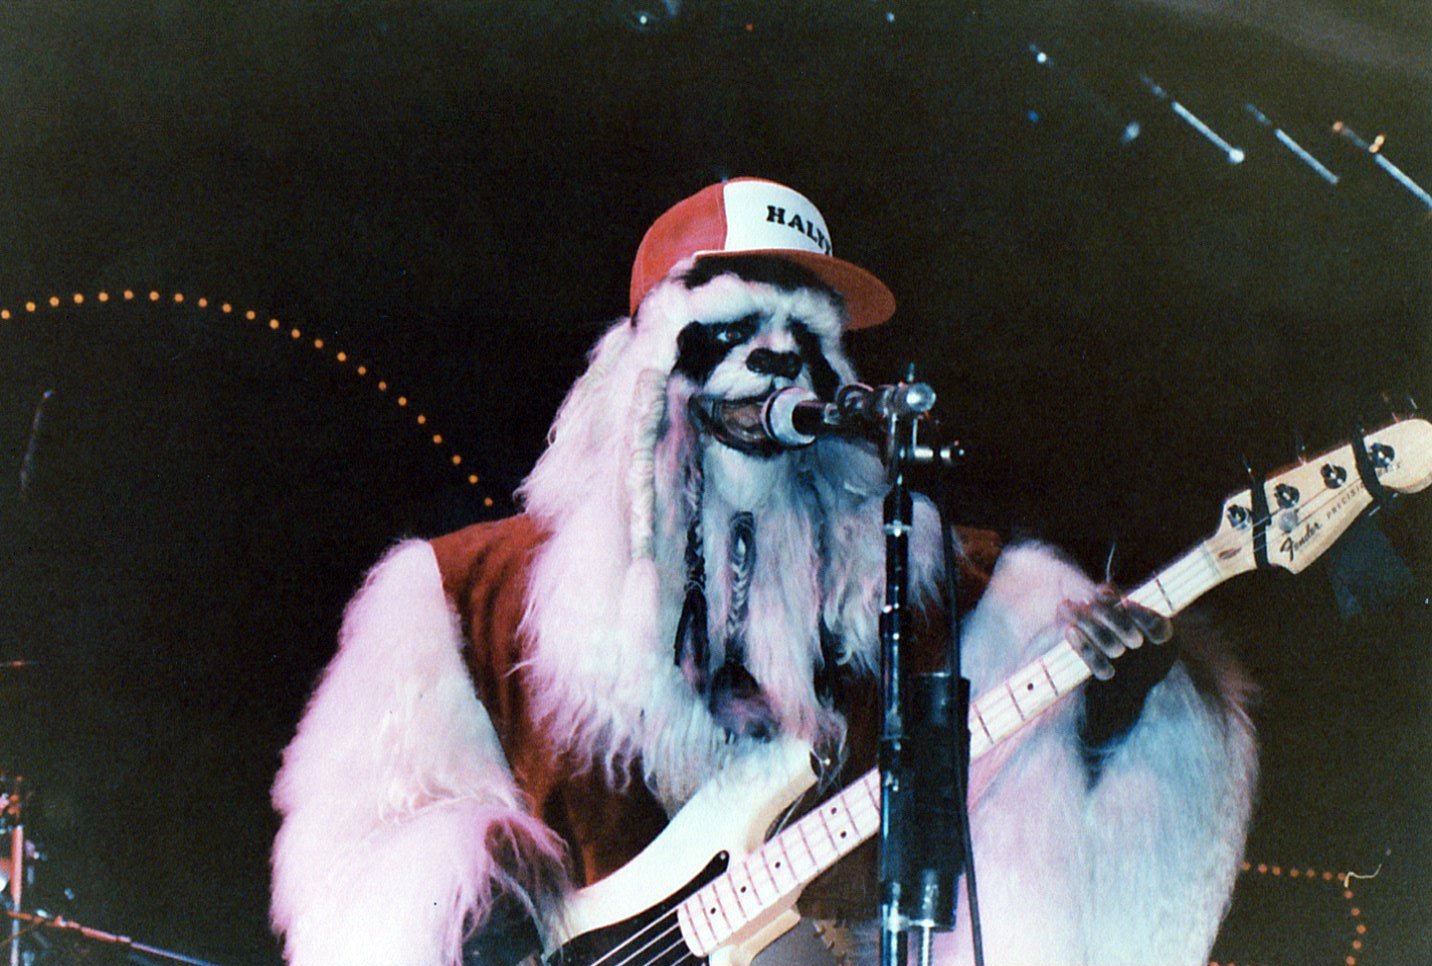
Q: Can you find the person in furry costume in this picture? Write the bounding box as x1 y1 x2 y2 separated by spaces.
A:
271 178 1257 966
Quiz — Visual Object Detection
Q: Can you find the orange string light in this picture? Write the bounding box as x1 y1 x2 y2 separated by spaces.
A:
0 289 495 497
1238 859 1369 965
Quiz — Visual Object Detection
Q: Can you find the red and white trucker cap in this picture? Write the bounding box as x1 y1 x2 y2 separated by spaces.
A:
629 177 896 330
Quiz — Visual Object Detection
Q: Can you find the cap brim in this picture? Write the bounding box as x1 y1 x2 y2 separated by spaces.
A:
694 249 896 330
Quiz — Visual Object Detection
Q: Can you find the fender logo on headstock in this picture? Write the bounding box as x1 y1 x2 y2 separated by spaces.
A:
1279 520 1322 562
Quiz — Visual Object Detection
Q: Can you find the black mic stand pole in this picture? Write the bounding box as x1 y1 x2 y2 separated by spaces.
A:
877 365 971 966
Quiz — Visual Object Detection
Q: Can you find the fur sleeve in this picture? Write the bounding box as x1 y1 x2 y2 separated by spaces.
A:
270 541 566 966
926 542 1257 966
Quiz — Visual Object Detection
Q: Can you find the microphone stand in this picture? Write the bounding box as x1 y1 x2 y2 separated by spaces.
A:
877 365 971 966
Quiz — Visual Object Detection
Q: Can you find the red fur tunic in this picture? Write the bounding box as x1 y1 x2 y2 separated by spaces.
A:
429 512 1002 919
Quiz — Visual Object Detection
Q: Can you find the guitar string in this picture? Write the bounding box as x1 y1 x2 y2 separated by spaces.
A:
600 921 701 966
581 434 1430 966
574 916 683 966
593 920 684 966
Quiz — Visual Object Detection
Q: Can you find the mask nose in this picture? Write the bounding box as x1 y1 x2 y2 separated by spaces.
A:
746 348 803 380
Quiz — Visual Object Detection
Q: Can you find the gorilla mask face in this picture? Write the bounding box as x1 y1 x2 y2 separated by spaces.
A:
669 256 851 469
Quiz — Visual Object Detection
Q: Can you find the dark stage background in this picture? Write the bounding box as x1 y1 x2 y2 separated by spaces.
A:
0 2 1428 964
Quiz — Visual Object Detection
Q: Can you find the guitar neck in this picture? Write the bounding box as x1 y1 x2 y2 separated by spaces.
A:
968 541 1223 758
678 541 1230 956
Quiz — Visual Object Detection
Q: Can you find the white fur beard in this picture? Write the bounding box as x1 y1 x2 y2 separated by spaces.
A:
522 420 911 809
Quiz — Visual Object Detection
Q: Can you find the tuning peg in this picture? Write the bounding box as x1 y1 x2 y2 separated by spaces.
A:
1405 392 1419 413
1293 431 1308 462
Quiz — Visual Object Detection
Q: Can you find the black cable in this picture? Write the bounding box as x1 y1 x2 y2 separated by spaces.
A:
937 477 985 966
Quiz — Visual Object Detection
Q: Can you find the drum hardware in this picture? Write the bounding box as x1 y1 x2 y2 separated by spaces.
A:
1 674 225 966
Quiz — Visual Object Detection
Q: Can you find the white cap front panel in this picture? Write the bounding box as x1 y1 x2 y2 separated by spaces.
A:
720 179 834 257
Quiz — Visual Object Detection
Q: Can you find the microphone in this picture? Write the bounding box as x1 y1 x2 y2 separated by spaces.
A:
761 382 937 447
758 387 837 447
688 382 939 455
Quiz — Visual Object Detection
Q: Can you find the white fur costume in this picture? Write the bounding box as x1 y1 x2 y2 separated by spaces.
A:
271 263 1257 966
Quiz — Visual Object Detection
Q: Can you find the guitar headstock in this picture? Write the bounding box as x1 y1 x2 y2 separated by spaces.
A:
1206 417 1432 577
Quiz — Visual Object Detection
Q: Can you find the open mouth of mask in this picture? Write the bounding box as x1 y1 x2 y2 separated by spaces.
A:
685 391 786 458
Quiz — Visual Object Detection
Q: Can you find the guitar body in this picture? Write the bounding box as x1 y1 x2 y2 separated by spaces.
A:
544 738 819 966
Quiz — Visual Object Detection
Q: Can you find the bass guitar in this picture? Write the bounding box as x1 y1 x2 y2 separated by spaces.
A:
537 416 1432 966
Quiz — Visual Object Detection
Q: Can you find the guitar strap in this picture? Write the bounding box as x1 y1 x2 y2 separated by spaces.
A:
1324 422 1414 618
1248 468 1272 571
1350 421 1399 510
